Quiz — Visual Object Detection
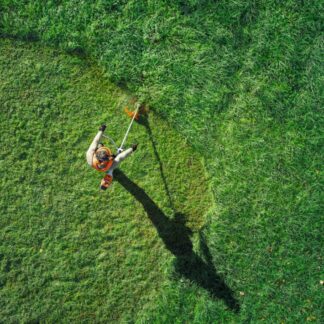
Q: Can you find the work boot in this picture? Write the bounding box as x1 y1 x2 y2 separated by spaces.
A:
100 174 113 190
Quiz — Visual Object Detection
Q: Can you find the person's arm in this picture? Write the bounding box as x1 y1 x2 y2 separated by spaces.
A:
86 125 106 166
114 144 138 164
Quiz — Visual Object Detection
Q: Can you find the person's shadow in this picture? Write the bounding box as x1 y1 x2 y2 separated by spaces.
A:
114 168 240 312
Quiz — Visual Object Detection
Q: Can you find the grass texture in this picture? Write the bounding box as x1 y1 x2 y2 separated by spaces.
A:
0 40 213 322
0 0 323 322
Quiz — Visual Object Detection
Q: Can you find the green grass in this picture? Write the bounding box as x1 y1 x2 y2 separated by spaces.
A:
0 1 322 150
0 39 213 322
0 0 323 322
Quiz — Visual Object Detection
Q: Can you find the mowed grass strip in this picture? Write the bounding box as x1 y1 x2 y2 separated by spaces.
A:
0 39 212 322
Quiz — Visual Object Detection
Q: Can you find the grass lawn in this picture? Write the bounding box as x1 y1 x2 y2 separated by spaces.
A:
0 39 213 322
0 0 323 322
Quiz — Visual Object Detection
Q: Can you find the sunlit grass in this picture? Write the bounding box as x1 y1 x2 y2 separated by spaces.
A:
0 0 322 322
0 40 212 322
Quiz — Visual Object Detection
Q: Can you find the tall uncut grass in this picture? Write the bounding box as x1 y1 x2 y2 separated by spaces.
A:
0 0 323 322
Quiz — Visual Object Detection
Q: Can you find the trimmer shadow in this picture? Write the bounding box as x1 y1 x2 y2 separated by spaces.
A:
137 114 175 211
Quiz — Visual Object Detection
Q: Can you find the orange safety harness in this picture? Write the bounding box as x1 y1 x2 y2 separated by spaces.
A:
92 146 114 172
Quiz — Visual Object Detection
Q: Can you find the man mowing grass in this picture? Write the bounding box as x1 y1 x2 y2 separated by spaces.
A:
86 124 138 190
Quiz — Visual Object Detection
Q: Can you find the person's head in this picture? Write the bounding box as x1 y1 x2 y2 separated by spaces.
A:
96 149 110 162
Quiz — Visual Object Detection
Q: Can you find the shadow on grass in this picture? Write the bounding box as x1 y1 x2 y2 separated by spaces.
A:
136 114 175 211
114 168 240 312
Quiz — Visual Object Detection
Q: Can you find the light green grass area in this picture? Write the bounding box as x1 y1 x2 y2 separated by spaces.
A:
0 0 323 322
0 39 213 322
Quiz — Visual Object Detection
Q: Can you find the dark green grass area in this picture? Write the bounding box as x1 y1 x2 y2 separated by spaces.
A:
0 40 214 322
0 1 322 150
0 0 323 322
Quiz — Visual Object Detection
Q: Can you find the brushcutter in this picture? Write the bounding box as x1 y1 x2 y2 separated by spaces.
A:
118 103 140 153
102 103 141 154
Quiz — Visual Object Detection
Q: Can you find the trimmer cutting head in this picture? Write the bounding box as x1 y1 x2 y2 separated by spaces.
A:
124 107 140 120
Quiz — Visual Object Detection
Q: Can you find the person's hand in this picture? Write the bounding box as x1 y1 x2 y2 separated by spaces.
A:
131 143 138 151
99 124 106 132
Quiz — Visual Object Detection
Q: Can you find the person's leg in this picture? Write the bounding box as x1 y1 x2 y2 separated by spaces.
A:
100 169 113 190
